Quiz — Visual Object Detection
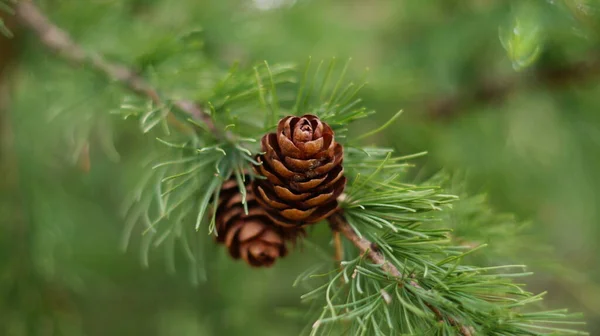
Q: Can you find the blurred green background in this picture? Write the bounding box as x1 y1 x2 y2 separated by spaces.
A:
1 0 599 335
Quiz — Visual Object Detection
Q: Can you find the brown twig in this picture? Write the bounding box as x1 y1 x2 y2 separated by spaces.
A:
328 212 473 336
424 303 474 336
427 55 600 121
14 0 220 137
329 213 402 278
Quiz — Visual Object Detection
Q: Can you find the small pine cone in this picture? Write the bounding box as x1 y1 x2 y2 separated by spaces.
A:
252 114 346 227
216 178 304 267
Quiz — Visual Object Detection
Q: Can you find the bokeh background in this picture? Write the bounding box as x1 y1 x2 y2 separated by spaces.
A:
1 0 599 335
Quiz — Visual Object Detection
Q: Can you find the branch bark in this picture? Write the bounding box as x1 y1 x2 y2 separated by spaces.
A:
330 213 402 278
328 212 473 336
14 0 219 137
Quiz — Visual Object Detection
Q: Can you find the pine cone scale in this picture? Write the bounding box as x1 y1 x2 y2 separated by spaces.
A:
310 153 342 177
295 137 324 156
289 175 327 191
237 220 265 241
220 207 245 225
224 221 243 257
316 165 345 189
255 159 285 185
277 134 304 158
226 191 256 207
263 201 340 227
261 230 285 245
301 193 335 208
255 186 289 209
267 157 297 179
272 185 310 201
281 208 316 221
284 157 320 171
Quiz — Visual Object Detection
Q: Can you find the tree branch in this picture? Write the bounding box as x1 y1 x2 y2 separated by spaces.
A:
14 0 220 137
329 213 402 278
427 55 600 120
328 212 474 336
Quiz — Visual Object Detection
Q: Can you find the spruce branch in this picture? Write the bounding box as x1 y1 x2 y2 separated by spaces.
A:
298 146 586 335
15 1 219 137
329 212 402 279
329 212 473 336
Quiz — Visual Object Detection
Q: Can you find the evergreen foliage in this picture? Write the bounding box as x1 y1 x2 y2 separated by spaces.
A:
2 0 599 335
115 54 588 334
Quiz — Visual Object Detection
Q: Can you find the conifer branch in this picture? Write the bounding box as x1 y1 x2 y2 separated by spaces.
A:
12 4 589 334
14 1 219 136
428 54 600 120
329 212 402 278
328 212 473 336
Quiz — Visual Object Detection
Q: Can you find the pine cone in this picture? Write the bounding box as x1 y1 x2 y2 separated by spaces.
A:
215 178 303 267
252 114 345 227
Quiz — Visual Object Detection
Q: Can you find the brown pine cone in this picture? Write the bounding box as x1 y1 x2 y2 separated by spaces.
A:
252 114 345 227
215 178 303 267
